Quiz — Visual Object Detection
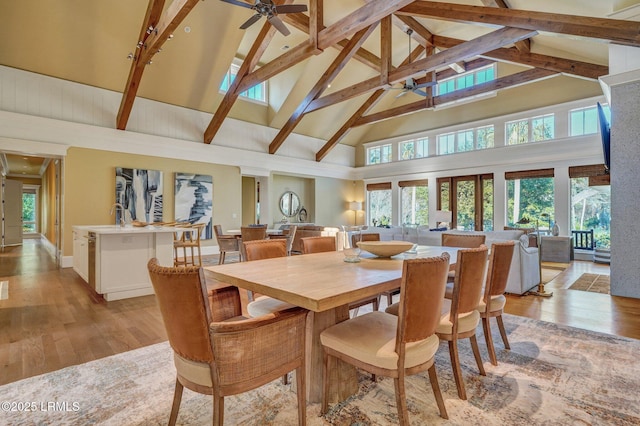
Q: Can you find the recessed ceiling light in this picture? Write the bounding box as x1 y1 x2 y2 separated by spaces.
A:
281 45 290 50
184 26 191 33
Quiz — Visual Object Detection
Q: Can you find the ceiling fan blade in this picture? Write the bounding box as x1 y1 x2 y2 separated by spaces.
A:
413 89 429 97
240 13 263 30
395 91 408 99
220 0 254 9
414 81 437 89
276 4 308 14
268 15 291 36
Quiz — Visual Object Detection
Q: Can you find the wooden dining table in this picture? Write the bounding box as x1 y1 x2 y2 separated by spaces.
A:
203 245 459 403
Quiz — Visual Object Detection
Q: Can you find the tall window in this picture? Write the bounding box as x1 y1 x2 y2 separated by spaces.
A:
438 174 493 231
437 65 495 96
367 183 392 227
506 169 555 231
569 165 610 248
400 180 428 225
220 62 267 103
399 138 428 160
22 186 39 234
437 126 494 155
367 144 392 165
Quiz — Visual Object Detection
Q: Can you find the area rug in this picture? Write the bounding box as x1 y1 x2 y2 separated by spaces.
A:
1 314 639 425
569 273 611 294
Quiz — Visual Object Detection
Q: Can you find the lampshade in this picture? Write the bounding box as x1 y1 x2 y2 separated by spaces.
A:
434 210 452 223
348 201 362 211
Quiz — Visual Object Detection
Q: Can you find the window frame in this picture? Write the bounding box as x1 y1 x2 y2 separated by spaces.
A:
219 61 268 105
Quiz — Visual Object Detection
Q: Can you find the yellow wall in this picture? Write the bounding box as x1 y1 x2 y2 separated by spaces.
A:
241 176 256 225
42 160 57 244
62 147 242 256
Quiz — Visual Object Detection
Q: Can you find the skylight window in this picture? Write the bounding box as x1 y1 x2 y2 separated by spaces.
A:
219 62 267 104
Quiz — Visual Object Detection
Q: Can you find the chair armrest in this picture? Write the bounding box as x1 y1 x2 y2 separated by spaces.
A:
210 307 307 333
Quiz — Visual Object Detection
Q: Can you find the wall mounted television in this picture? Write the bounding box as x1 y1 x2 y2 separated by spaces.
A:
597 102 611 174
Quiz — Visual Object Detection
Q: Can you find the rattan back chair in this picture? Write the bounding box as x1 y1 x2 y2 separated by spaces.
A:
147 258 307 426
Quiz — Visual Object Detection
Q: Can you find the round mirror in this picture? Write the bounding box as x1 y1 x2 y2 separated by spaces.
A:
279 191 300 217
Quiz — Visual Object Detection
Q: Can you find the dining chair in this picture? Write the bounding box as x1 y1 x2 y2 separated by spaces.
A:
147 258 307 426
442 233 487 281
436 245 488 400
243 239 296 318
214 224 242 264
240 225 268 260
478 241 515 366
300 236 337 254
352 232 379 247
320 254 451 424
302 236 379 313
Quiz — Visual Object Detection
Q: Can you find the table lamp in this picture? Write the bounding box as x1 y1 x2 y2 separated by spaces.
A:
434 210 452 229
348 201 362 225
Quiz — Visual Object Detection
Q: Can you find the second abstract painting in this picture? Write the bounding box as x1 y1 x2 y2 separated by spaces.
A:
174 173 213 239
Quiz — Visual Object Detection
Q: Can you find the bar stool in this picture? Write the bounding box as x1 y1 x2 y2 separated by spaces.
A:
174 223 205 267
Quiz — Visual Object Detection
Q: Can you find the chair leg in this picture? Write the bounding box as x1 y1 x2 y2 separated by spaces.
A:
168 379 183 426
372 297 379 312
482 316 498 366
427 364 448 420
295 367 306 426
321 351 330 416
386 292 393 306
212 393 224 426
219 251 225 265
394 375 409 426
448 340 466 400
496 314 511 350
469 334 486 376
282 373 289 385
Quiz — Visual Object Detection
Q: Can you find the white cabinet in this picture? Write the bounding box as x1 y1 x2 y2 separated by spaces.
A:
72 229 89 282
72 225 175 301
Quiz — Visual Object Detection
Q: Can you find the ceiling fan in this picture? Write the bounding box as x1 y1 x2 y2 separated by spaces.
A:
387 28 436 98
221 0 308 36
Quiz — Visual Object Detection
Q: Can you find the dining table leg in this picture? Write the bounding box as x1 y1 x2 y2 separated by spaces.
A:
304 304 359 403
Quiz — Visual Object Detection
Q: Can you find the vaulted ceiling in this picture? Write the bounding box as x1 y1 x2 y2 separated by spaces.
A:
1 0 639 166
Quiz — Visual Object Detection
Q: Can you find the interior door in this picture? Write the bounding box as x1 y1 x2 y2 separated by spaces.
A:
3 178 23 246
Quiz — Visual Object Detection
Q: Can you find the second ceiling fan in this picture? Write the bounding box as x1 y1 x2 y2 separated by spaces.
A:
221 0 308 36
388 28 436 98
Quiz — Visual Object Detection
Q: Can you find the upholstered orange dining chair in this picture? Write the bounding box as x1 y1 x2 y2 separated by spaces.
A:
147 258 307 426
320 254 451 424
478 241 515 365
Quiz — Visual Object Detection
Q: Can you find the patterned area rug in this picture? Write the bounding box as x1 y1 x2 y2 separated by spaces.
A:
569 273 611 294
1 314 639 425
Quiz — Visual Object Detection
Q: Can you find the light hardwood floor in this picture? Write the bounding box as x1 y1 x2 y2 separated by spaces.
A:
1 239 638 386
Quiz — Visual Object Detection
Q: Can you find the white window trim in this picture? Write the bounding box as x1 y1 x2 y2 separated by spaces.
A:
219 60 268 106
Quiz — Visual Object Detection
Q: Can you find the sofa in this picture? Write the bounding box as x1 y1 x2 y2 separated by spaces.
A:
361 227 540 295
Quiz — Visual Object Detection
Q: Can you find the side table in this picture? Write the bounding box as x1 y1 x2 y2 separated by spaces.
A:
540 236 574 263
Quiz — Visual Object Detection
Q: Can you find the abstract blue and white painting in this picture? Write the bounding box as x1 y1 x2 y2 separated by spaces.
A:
115 168 163 224
174 173 213 240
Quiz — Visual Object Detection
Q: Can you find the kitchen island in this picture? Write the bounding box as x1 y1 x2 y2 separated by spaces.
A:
72 225 175 301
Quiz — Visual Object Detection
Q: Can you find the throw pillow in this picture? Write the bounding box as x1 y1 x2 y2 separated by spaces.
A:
519 234 529 248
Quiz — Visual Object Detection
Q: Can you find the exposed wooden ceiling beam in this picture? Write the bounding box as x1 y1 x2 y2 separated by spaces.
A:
434 35 608 79
204 21 279 144
479 0 530 52
317 0 415 50
269 24 378 154
282 13 382 71
316 45 425 162
354 67 557 127
309 0 322 49
380 16 392 86
306 27 536 113
397 1 640 46
116 0 166 130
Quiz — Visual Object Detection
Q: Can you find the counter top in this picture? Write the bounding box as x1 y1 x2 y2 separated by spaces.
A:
73 225 177 234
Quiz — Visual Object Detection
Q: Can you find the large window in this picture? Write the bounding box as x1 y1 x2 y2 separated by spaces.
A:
506 169 555 231
570 106 598 136
399 138 428 160
438 174 493 231
437 65 495 96
367 144 392 165
220 62 267 103
570 165 610 248
400 180 428 225
437 126 494 155
367 183 392 227
507 114 555 145
22 186 38 234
